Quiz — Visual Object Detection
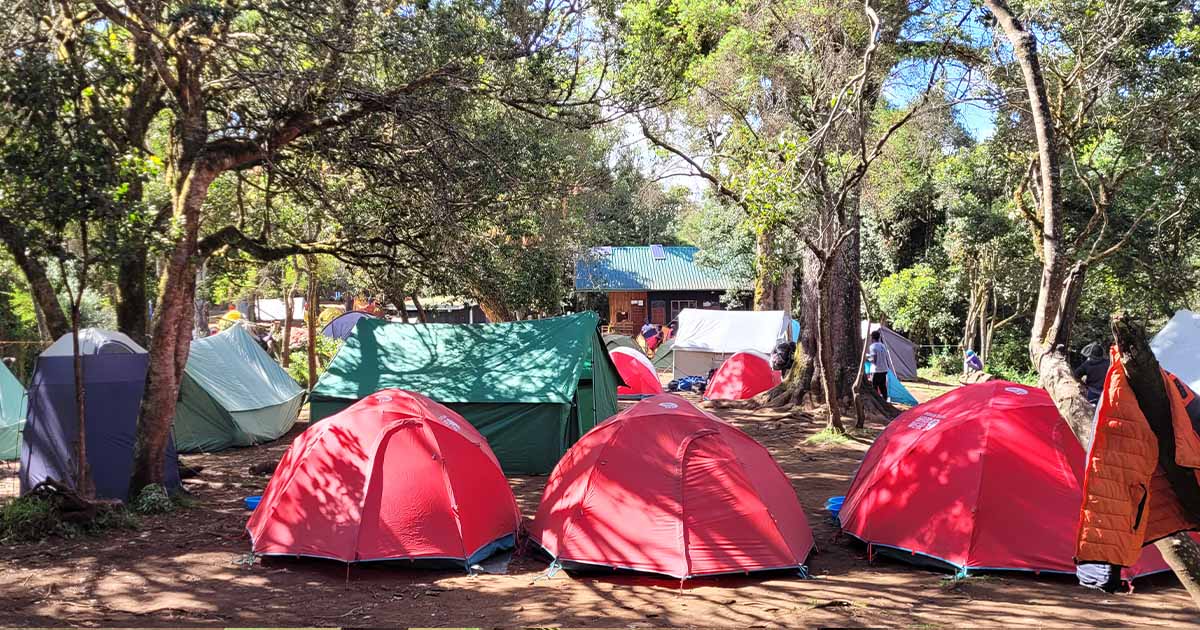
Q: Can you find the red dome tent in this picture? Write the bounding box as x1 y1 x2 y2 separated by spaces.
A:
529 394 813 578
703 351 781 401
610 347 663 397
840 381 1085 575
839 381 1181 580
247 389 519 568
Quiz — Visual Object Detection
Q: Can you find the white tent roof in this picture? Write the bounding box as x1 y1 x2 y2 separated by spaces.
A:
1152 309 1200 392
43 329 146 356
255 298 306 321
672 309 789 354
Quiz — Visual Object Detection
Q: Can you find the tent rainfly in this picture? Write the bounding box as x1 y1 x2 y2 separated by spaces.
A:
173 324 305 453
704 351 781 401
21 329 180 500
310 312 622 474
1151 309 1200 392
529 394 813 578
610 347 664 398
0 361 27 460
321 310 379 341
248 389 520 569
861 321 918 381
670 309 789 378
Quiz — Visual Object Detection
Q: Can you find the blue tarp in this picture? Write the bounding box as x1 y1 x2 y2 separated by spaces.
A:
20 353 179 500
865 362 919 406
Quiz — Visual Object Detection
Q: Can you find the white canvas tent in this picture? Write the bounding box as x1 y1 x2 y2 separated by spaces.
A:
1151 309 1200 391
861 321 918 381
671 309 789 378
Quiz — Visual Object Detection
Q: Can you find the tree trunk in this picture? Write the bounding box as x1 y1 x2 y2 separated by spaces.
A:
753 230 860 411
411 294 428 324
830 213 863 401
980 0 1064 359
0 217 70 340
1111 313 1200 609
306 255 318 390
477 295 514 323
1154 534 1200 608
70 297 93 498
853 317 874 430
815 266 844 432
983 0 1094 441
129 163 213 492
962 280 981 357
1035 265 1094 443
281 283 296 369
753 229 794 312
192 260 208 338
394 295 410 323
115 245 150 347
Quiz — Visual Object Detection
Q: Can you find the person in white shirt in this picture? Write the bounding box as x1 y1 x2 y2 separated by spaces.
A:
866 331 891 399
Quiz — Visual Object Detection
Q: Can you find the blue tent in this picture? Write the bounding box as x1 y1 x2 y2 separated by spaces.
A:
321 310 379 341
865 361 919 406
20 329 179 500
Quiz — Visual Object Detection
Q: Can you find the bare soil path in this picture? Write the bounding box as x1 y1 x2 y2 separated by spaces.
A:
0 380 1194 627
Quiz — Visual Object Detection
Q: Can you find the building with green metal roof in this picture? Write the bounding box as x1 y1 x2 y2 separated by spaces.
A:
574 245 747 336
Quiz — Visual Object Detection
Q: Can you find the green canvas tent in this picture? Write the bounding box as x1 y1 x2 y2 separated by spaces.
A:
173 324 305 453
311 312 622 474
652 338 675 371
0 361 26 460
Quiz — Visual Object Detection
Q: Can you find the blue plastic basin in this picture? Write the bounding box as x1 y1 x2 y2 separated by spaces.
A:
244 495 262 510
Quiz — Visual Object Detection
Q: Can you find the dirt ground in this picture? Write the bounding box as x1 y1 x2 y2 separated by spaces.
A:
1 379 1196 628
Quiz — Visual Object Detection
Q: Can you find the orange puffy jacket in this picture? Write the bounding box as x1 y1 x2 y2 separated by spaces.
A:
1075 349 1200 567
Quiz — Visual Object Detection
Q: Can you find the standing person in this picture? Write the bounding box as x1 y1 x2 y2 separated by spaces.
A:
266 321 282 359
640 319 658 345
866 330 891 400
1073 343 1110 405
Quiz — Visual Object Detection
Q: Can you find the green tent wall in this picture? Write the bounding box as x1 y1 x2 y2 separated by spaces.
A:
311 312 622 474
173 324 304 452
0 361 26 460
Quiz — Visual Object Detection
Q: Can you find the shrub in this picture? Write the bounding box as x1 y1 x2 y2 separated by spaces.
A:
0 489 139 543
132 484 174 515
926 350 960 377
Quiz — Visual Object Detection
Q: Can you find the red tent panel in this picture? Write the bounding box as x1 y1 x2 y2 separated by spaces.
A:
246 389 519 566
610 347 664 396
840 382 1083 573
529 394 813 578
704 352 781 401
1123 532 1200 581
